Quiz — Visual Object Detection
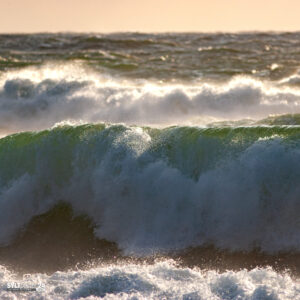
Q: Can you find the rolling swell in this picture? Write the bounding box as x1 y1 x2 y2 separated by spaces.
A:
0 124 299 264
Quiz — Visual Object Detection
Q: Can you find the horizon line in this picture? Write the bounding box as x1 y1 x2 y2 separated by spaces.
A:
0 30 300 35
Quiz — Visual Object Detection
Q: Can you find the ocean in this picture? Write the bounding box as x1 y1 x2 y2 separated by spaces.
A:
0 32 299 299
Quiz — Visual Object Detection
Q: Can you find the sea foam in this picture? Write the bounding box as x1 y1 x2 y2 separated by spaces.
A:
1 64 300 135
0 261 298 299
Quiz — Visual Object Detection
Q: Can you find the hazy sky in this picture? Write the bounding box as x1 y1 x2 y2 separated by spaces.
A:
0 0 299 33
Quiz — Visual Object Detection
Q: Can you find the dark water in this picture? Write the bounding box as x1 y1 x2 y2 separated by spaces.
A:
1 32 300 81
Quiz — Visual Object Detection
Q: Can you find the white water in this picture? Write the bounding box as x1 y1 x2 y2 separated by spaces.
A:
0 261 299 299
1 64 300 134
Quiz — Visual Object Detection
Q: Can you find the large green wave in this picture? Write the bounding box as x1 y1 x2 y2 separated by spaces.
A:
0 123 300 254
0 123 299 184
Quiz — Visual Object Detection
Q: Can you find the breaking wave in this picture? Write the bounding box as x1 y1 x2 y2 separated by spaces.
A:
1 64 300 134
0 124 300 256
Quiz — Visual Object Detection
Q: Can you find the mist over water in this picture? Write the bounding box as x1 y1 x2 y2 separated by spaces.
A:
0 33 300 299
